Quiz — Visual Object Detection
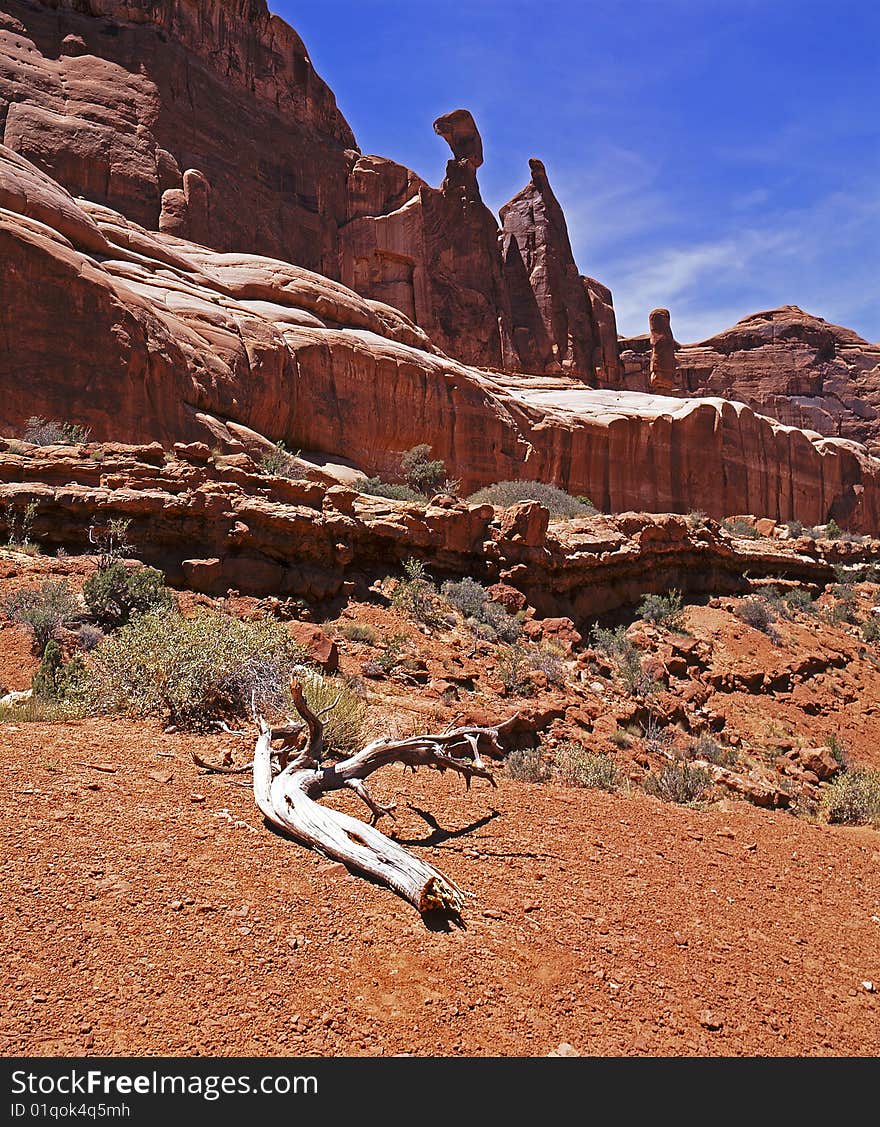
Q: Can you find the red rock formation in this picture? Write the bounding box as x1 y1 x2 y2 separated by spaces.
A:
1 440 873 613
621 306 880 456
2 144 880 532
583 277 623 387
500 158 599 380
649 308 678 391
337 113 519 370
1 1 623 379
0 0 356 274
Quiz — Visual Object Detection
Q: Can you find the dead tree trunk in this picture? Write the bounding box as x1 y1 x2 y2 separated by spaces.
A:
241 680 512 914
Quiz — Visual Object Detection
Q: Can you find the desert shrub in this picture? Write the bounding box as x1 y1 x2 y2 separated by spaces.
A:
823 518 842 540
4 580 80 652
643 763 712 805
87 518 134 567
31 640 63 699
260 440 300 477
357 445 451 501
83 561 173 630
637 589 685 630
73 624 105 652
687 510 708 529
442 577 522 643
22 416 90 446
377 632 407 673
590 624 658 696
298 671 368 756
390 559 449 628
467 480 595 519
689 734 737 767
527 644 567 686
828 583 860 625
609 728 632 749
400 444 447 496
736 596 777 634
358 477 423 502
785 587 816 616
639 713 671 748
496 644 532 696
441 576 486 620
862 616 880 644
554 742 618 790
821 770 880 826
828 735 849 770
82 610 308 729
339 622 377 645
2 500 39 553
0 693 79 724
504 746 550 783
786 520 804 538
722 517 760 539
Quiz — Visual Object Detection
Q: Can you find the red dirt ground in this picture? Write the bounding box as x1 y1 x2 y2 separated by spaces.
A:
1 551 878 1056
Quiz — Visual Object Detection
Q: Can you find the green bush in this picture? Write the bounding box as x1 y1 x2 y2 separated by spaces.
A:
260 440 300 477
637 590 685 630
496 644 533 696
828 584 860 625
339 622 378 645
527 644 567 686
400 444 448 495
3 580 80 652
862 616 880 643
2 500 38 552
504 746 551 783
824 519 842 540
358 478 424 502
590 624 658 697
390 559 449 628
689 735 737 767
81 610 308 729
554 742 618 790
83 561 173 630
643 763 712 805
22 416 91 446
31 640 84 701
357 445 451 501
821 770 880 826
299 671 368 756
784 587 816 616
722 517 760 539
736 596 777 635
467 480 596 519
441 577 522 643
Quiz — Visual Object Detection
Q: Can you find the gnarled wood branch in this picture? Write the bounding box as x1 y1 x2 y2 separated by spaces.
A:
246 679 513 914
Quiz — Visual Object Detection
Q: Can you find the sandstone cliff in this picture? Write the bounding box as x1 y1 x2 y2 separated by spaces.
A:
1 440 874 616
621 306 880 457
3 143 880 531
0 1 618 376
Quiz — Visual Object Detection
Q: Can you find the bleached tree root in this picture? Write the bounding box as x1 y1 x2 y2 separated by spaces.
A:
245 681 515 914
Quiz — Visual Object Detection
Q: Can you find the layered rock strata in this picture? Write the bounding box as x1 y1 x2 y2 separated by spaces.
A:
1 441 874 619
3 143 880 530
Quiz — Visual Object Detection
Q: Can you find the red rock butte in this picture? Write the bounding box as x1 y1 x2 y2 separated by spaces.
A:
1 0 879 529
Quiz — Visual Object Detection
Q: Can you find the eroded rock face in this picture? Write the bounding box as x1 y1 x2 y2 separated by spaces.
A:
3 145 880 531
623 307 880 456
500 159 599 380
1 441 874 613
0 0 356 275
649 308 677 392
0 1 623 379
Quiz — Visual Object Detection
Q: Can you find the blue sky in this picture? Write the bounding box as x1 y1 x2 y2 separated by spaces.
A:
279 0 879 343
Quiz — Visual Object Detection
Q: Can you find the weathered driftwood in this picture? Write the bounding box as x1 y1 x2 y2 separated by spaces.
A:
202 679 513 914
